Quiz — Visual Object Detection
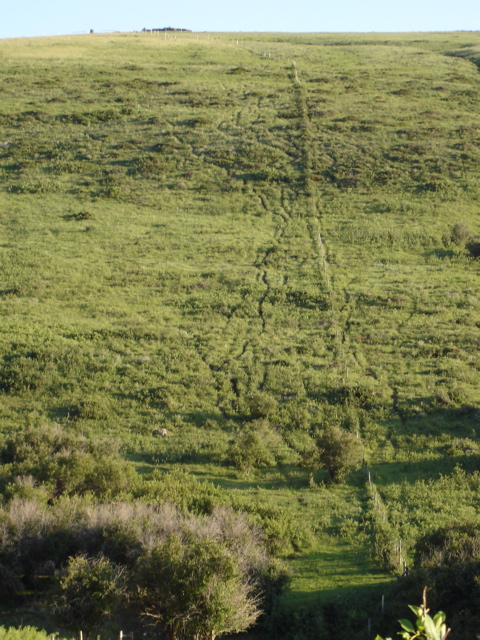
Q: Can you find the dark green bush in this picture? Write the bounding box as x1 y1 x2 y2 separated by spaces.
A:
383 525 480 638
466 236 480 258
0 497 286 636
315 424 363 483
227 420 277 475
134 533 261 640
0 425 134 498
248 392 278 418
51 554 125 638
414 523 480 568
450 222 471 246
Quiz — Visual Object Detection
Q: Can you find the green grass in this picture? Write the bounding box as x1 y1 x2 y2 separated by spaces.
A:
2 29 480 637
286 539 390 605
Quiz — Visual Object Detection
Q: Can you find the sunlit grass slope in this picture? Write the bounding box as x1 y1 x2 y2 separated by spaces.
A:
1 30 480 635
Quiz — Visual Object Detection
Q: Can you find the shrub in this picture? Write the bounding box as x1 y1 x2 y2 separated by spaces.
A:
248 392 278 419
71 211 94 221
51 554 125 638
0 627 66 640
414 523 480 569
138 468 222 514
315 425 363 483
466 236 480 258
300 444 322 486
395 525 480 637
0 425 134 498
450 222 471 246
227 420 277 475
134 533 261 640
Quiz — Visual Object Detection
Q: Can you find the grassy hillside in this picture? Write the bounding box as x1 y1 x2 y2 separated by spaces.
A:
1 30 480 638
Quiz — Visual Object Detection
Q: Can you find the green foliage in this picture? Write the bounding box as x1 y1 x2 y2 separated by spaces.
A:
415 523 480 568
138 468 223 514
466 236 480 258
376 589 450 640
400 525 480 635
0 627 66 640
135 533 261 640
1 30 480 637
450 222 471 247
227 420 278 475
247 392 279 419
300 445 322 486
0 425 135 499
51 554 125 638
315 425 363 483
0 495 287 633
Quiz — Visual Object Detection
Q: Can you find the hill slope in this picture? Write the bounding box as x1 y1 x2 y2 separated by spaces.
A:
1 31 480 639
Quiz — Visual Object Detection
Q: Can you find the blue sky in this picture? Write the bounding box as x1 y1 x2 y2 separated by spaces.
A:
1 0 479 39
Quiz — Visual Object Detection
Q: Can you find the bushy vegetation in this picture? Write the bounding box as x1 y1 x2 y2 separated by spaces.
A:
52 554 125 638
314 424 363 483
1 29 480 639
0 492 288 638
0 628 68 640
376 589 450 640
135 534 261 640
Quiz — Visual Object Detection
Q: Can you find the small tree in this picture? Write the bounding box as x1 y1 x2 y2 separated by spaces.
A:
450 222 471 246
135 533 261 640
442 222 473 249
227 420 276 475
466 235 480 258
315 425 363 483
247 392 278 419
51 554 125 639
300 445 322 486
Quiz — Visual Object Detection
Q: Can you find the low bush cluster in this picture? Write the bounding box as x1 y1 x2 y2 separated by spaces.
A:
0 425 135 500
382 524 480 639
443 222 480 258
0 498 288 639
